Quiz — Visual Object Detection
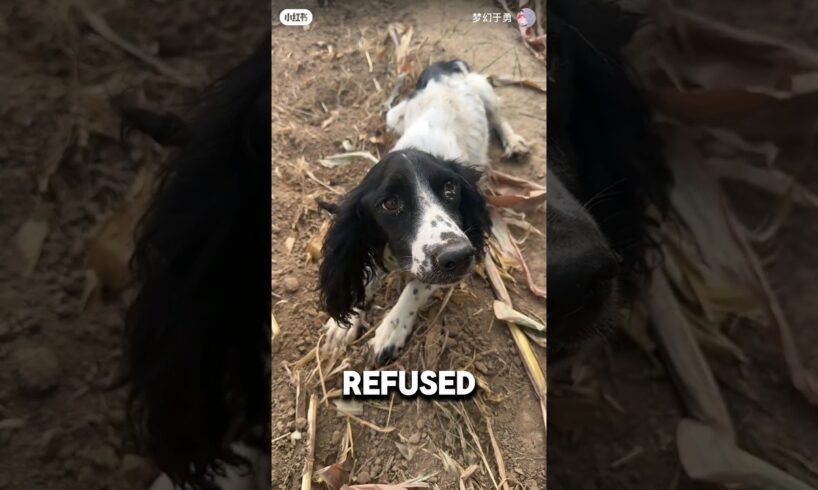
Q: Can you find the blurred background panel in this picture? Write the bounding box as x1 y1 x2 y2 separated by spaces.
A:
0 1 265 489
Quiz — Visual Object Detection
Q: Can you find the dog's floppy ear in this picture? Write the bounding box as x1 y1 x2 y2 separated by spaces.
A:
448 162 491 257
319 186 384 326
122 33 270 488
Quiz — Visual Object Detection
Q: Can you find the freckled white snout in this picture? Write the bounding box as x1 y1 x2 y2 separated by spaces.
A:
435 242 475 276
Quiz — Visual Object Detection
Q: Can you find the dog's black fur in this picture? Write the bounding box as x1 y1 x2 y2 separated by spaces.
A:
117 35 271 488
546 0 672 354
319 150 490 327
412 59 470 93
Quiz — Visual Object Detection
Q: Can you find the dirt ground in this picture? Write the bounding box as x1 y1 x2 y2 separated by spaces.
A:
0 1 265 489
549 1 818 489
271 1 546 488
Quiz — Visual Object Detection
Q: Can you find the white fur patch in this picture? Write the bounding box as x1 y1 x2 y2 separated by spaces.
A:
389 73 490 168
323 312 364 351
371 280 439 362
386 71 530 169
409 180 469 278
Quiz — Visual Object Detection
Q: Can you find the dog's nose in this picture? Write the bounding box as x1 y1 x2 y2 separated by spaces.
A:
548 244 620 307
435 243 475 275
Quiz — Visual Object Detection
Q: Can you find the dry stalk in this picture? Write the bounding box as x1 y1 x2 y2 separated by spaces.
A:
301 394 318 490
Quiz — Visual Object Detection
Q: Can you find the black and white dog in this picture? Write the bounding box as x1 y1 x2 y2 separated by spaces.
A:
118 36 271 489
319 60 530 365
546 0 672 357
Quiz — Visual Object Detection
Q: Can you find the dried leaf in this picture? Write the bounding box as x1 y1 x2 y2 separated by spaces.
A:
307 219 331 261
460 464 479 481
486 169 546 211
724 201 818 405
340 484 429 490
315 464 349 490
438 449 465 475
493 300 545 334
487 75 547 94
318 151 379 168
15 217 49 276
648 268 734 440
489 209 546 299
707 157 818 210
394 441 417 461
78 269 99 312
333 399 364 417
648 88 818 141
321 110 339 129
632 6 818 140
386 23 415 75
272 311 280 341
678 419 814 490
86 169 154 291
37 119 74 194
285 235 296 254
344 413 395 433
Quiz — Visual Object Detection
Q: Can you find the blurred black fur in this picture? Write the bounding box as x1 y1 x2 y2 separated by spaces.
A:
547 0 672 350
117 34 271 489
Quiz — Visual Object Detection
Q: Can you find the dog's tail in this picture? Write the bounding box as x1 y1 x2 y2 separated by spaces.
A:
121 33 271 488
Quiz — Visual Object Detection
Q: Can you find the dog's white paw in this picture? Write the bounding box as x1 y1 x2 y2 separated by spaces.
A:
370 314 411 366
323 315 362 353
503 133 530 158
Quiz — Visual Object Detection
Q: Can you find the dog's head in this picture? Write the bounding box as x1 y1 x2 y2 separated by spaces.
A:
319 149 489 325
546 0 672 354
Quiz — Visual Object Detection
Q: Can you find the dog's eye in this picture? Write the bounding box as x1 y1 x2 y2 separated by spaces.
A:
381 197 401 212
443 180 458 200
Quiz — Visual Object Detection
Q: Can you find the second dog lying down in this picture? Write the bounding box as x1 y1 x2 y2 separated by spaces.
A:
319 60 530 365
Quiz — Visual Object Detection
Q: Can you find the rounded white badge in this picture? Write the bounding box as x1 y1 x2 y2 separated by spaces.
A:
279 9 313 26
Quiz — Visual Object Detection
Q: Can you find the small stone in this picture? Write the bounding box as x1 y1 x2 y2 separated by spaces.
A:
283 276 300 293
275 421 285 433
356 470 370 483
408 433 421 445
330 429 342 445
290 430 302 441
119 454 156 485
14 347 59 396
294 417 307 430
474 361 489 374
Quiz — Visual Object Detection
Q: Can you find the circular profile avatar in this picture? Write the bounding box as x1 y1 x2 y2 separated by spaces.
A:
516 8 535 28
